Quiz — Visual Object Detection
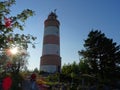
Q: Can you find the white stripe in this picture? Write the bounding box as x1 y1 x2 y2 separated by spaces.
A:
41 65 57 73
44 26 59 36
42 44 60 56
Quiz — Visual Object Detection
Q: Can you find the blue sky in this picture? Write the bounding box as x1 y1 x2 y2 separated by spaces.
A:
11 0 120 70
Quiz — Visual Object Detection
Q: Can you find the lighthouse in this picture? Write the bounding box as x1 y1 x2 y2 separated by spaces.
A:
40 12 61 73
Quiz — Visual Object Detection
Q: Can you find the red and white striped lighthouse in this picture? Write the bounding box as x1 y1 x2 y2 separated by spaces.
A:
40 12 61 73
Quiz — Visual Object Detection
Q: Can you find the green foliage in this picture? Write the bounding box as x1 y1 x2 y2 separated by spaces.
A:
0 1 37 89
0 49 29 74
62 63 72 76
47 73 59 82
11 73 23 90
79 30 120 84
11 53 29 74
61 62 80 83
0 0 37 75
33 67 39 73
79 59 90 74
0 54 9 71
71 61 79 74
0 0 36 50
61 30 120 88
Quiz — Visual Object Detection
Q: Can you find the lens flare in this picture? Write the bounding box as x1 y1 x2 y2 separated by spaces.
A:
10 47 18 55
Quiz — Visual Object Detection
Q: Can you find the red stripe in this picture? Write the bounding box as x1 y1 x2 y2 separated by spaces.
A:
44 20 60 28
43 35 60 45
40 55 61 66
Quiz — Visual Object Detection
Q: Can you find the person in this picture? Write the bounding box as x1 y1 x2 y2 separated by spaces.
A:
29 73 39 90
22 73 39 90
2 75 12 90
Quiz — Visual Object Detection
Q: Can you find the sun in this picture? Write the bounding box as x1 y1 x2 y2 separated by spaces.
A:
10 47 18 55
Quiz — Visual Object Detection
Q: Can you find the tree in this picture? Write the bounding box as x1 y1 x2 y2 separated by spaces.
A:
33 67 39 73
79 30 120 85
61 63 72 82
0 1 37 89
0 0 36 50
0 0 36 72
78 59 90 74
61 62 80 83
0 53 9 72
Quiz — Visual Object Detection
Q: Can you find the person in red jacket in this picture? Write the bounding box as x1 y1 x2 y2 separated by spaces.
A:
30 73 39 90
2 75 12 90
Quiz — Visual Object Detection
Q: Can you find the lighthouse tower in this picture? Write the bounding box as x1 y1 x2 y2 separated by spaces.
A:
40 12 61 73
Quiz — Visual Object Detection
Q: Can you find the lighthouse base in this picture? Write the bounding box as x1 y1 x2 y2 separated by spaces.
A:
40 55 61 73
40 65 57 73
